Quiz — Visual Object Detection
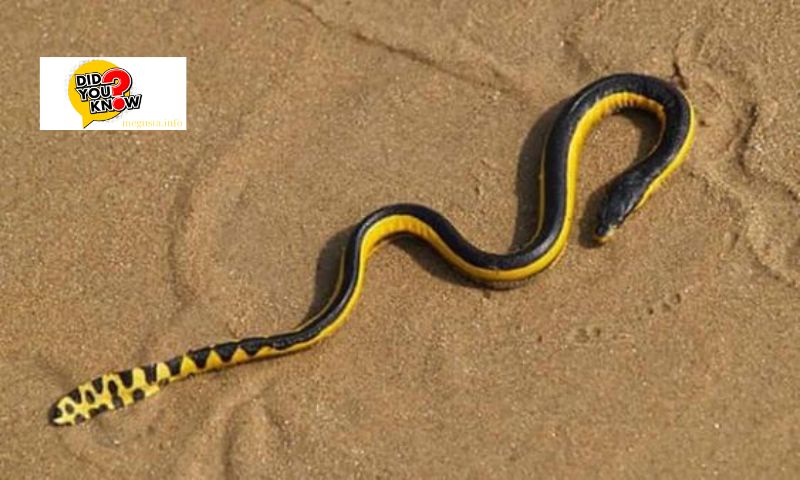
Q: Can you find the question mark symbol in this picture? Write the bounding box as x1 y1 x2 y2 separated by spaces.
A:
101 68 132 112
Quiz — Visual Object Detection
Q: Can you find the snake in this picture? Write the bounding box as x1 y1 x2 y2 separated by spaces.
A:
49 73 695 426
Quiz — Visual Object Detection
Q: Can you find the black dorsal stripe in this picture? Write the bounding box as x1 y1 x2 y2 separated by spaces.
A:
239 338 267 357
188 348 211 369
214 342 238 362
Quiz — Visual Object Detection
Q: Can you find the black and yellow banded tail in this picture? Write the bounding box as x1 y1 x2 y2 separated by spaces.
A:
49 73 695 426
49 340 293 425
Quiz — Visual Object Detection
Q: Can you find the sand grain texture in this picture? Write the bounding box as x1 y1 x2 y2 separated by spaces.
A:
2 0 799 478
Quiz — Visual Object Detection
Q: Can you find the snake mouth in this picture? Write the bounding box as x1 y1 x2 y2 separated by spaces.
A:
593 223 616 244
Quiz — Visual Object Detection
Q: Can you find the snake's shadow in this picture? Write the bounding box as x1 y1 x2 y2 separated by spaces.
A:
300 101 661 321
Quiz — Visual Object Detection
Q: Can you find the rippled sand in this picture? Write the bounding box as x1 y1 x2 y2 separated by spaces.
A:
2 1 799 477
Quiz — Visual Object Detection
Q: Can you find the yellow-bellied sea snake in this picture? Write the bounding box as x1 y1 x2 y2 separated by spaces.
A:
49 73 695 426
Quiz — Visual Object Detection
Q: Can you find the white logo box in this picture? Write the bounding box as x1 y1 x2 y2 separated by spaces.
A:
40 57 186 131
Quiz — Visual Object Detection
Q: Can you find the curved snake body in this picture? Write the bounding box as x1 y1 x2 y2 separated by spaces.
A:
49 73 695 426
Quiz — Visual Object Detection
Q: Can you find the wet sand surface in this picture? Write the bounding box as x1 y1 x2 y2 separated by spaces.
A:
2 1 799 477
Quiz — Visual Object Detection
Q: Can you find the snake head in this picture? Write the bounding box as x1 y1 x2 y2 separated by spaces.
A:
594 174 644 243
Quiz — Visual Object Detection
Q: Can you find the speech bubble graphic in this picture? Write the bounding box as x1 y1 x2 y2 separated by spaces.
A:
68 60 131 128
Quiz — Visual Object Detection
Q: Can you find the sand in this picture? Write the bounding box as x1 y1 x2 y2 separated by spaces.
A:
2 0 799 477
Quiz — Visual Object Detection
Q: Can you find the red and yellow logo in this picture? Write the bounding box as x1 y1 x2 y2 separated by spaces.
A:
68 59 142 128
